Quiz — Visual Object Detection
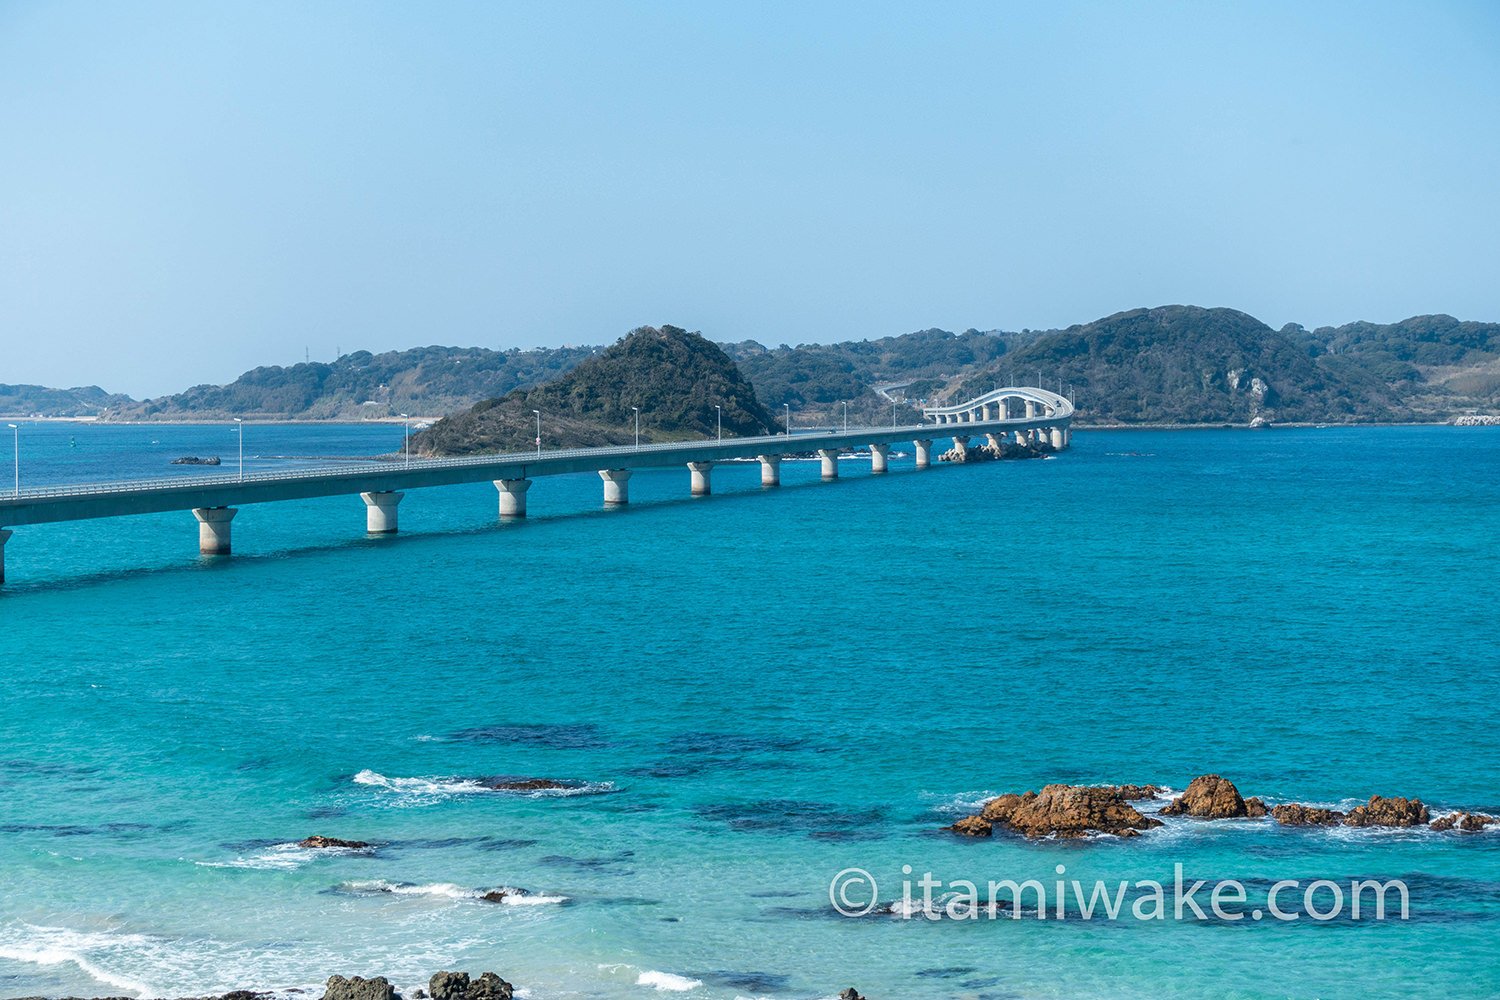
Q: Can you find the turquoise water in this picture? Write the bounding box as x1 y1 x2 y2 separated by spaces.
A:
1 423 1497 999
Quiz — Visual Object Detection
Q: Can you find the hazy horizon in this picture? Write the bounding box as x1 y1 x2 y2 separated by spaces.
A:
4 1 1498 397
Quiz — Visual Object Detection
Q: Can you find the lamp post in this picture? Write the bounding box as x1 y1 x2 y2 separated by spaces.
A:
633 406 640 449
533 410 541 456
400 413 410 467
784 403 791 437
6 423 16 496
234 418 243 481
715 404 722 442
841 401 848 433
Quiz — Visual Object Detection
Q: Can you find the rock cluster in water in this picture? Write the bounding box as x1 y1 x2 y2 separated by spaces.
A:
170 456 221 465
948 774 1491 838
938 439 1050 463
948 783 1163 839
1158 774 1268 818
300 835 373 849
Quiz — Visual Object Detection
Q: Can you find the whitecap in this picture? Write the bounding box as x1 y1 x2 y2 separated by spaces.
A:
637 970 702 991
0 926 157 997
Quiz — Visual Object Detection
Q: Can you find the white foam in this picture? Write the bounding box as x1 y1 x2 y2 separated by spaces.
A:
637 970 702 991
352 769 491 805
0 926 157 997
196 842 330 871
335 880 568 904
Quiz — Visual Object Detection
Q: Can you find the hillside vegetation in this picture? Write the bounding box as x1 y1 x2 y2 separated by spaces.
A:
104 344 600 421
410 325 781 455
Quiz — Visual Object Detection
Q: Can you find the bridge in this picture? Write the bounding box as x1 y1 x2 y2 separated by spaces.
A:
0 388 1072 582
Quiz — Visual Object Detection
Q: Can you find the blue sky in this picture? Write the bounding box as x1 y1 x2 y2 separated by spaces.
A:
2 1 1497 397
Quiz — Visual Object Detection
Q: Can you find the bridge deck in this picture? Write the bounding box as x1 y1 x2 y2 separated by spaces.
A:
0 415 1067 528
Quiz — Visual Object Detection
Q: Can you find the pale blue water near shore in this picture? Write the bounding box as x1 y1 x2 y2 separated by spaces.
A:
1 423 1498 999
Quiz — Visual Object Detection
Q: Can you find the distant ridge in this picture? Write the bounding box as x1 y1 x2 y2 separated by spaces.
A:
14 307 1500 425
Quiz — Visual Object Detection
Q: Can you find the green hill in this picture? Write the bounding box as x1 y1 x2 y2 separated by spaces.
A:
0 384 134 418
946 306 1412 424
105 344 600 421
410 325 782 455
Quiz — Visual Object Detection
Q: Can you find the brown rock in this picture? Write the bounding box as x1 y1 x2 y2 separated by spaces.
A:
1110 784 1164 800
947 816 993 837
839 990 866 1000
430 972 513 1000
1243 797 1269 818
1158 775 1262 819
480 890 510 902
1432 812 1498 832
1344 795 1430 828
322 976 397 1000
966 784 1162 839
1272 803 1345 826
299 835 373 849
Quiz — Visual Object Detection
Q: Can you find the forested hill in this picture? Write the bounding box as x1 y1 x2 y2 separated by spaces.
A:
103 344 600 421
941 307 1500 424
410 325 781 455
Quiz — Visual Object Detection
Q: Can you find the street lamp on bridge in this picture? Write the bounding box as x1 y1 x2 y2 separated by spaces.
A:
633 406 639 448
233 418 243 482
533 410 541 456
6 423 16 496
400 413 410 467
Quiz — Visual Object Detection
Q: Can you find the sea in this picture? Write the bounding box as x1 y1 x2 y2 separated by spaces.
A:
0 421 1496 1000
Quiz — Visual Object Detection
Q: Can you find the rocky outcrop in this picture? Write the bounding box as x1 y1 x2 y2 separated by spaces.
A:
947 816 993 837
839 990 866 1000
1272 803 1345 826
1344 795 1430 828
958 784 1162 839
938 440 1048 463
1109 784 1164 800
300 835 373 849
428 972 513 1000
1430 812 1497 832
1158 775 1264 819
171 456 221 465
323 976 398 1000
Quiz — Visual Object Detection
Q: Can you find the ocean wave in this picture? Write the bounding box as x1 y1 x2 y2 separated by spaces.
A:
0 925 158 997
351 769 615 805
333 880 568 904
197 841 372 871
637 970 703 991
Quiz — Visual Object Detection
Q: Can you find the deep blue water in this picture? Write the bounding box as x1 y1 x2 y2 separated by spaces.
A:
1 422 1497 1000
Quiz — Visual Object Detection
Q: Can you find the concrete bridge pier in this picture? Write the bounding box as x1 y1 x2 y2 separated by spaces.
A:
757 454 781 486
600 469 632 505
361 491 403 533
494 478 531 517
688 462 713 496
1050 427 1066 449
818 448 840 480
1014 430 1028 446
193 507 237 555
0 528 10 583
951 435 970 456
986 433 1005 450
913 439 932 468
1025 400 1038 418
869 443 891 473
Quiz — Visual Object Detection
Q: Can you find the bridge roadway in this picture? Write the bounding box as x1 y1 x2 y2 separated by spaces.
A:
0 390 1071 580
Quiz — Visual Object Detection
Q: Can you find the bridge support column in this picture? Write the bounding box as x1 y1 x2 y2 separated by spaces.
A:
0 528 10 584
494 478 531 517
986 433 1004 450
757 454 781 486
688 461 713 496
951 435 970 456
869 443 891 473
818 448 840 480
913 439 932 469
193 507 236 555
1025 400 1038 418
1050 427 1065 449
600 469 632 505
361 491 403 534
